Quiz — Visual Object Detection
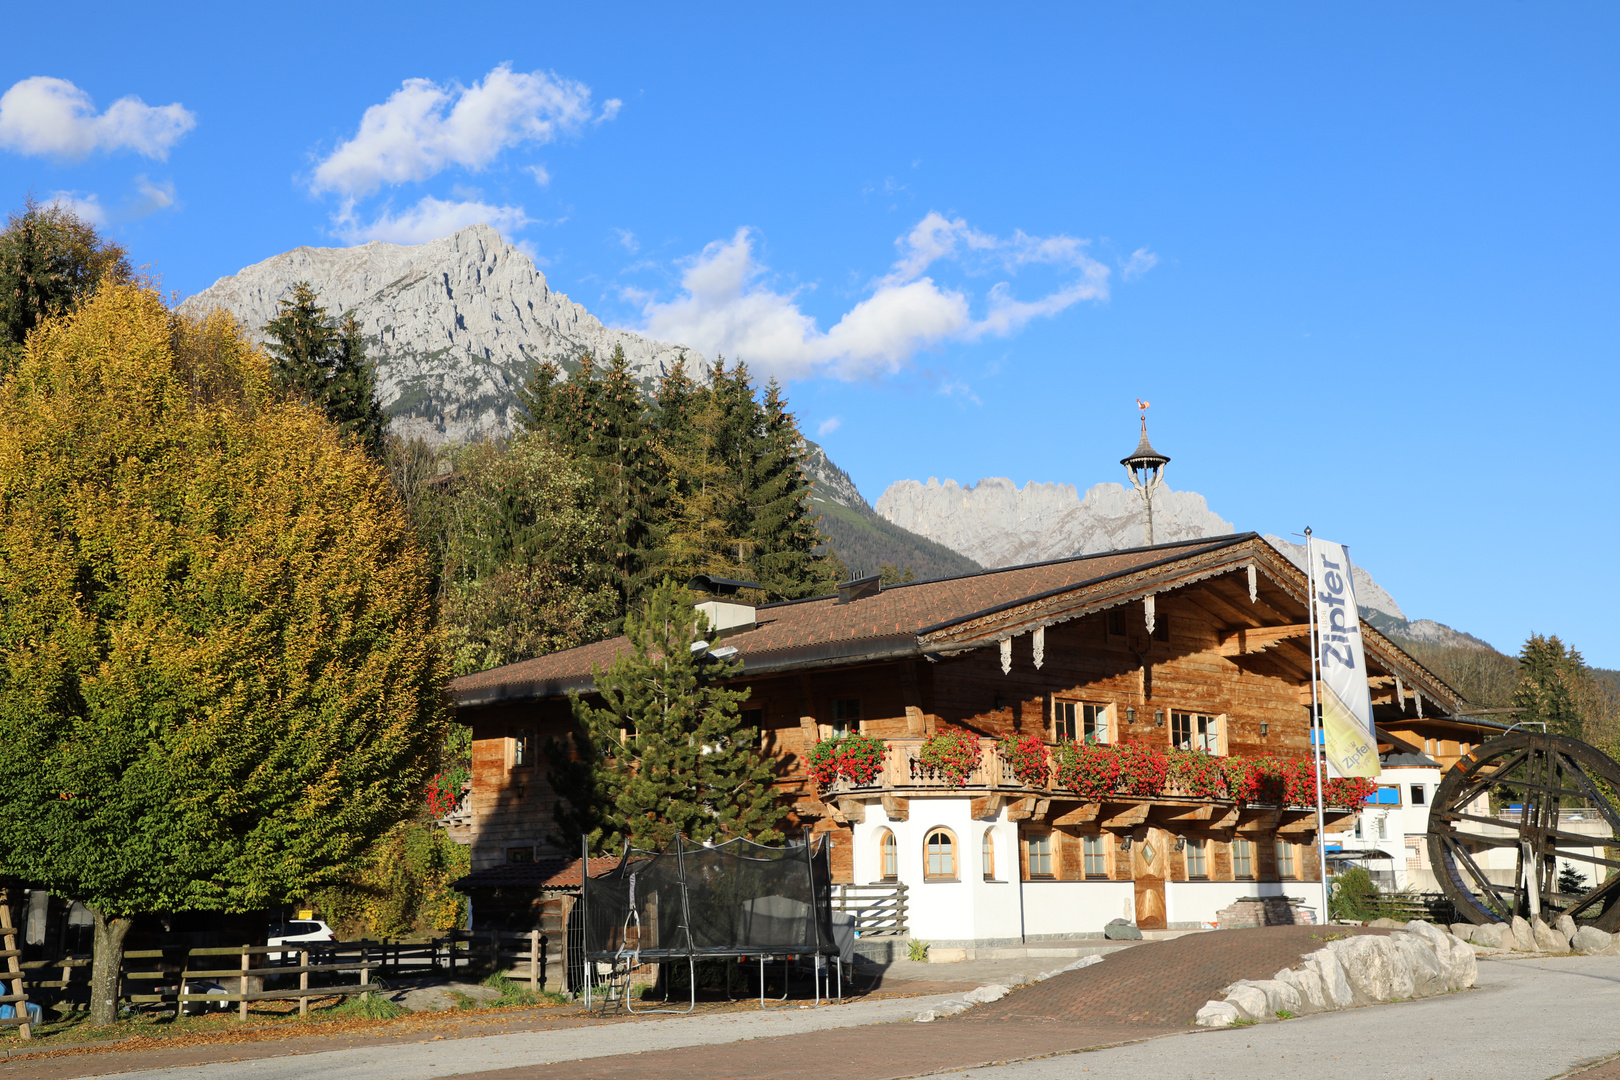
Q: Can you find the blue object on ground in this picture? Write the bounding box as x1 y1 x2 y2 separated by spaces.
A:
0 1001 44 1024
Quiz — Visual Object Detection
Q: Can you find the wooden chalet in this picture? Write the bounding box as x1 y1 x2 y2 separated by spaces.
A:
449 532 1466 942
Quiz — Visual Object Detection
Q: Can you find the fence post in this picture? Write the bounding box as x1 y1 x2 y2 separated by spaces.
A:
238 948 249 1021
529 930 540 991
489 930 499 976
361 943 370 992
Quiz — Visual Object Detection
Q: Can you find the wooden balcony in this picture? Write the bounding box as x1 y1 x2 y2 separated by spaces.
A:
809 737 1360 833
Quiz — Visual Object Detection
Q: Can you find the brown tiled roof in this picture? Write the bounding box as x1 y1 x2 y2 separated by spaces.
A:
452 856 614 893
450 534 1253 706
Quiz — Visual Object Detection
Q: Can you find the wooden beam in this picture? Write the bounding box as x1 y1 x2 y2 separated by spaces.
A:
1051 802 1101 826
970 793 1005 821
836 796 866 824
881 794 910 822
1102 802 1152 829
1155 803 1216 823
1235 808 1284 834
1204 574 1299 624
1006 797 1037 822
1217 624 1312 657
1211 806 1241 830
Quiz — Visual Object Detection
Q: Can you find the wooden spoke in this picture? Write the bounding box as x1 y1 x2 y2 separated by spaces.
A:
1427 732 1620 933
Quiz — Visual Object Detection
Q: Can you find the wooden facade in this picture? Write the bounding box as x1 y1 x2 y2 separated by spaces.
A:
450 534 1466 933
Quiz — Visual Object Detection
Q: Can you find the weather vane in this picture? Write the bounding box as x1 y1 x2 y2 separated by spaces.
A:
1136 398 1151 419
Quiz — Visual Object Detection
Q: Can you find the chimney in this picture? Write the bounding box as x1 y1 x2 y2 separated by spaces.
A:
836 574 882 605
687 574 762 638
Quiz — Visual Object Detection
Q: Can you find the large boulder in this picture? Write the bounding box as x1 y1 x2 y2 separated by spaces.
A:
1275 964 1328 1013
1330 934 1414 1003
1571 926 1614 955
1471 922 1506 949
1195 999 1242 1028
1223 982 1272 1022
1449 922 1477 943
1533 917 1570 953
1556 913 1580 942
1302 947 1355 1008
1104 918 1143 940
1511 916 1537 952
1390 932 1446 997
962 983 1010 1004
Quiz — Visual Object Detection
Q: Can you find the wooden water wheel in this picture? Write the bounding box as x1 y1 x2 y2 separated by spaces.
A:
1428 732 1620 930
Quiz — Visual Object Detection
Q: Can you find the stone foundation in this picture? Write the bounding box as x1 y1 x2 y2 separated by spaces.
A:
1215 896 1314 928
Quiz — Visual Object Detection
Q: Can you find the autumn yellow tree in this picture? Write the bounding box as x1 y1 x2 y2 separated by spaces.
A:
0 286 446 1026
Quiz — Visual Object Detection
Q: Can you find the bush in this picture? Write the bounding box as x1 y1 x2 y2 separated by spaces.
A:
996 734 1050 788
1329 867 1382 921
917 730 982 787
805 733 888 789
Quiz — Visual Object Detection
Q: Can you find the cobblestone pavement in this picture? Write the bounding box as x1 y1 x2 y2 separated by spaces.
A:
964 924 1392 1026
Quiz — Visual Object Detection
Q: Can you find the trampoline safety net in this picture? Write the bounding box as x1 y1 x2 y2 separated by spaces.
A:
582 835 838 961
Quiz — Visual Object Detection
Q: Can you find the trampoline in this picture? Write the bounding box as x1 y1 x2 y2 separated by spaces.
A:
580 834 850 1012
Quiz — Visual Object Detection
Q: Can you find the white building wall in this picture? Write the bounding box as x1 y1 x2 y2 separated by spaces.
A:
1021 880 1135 937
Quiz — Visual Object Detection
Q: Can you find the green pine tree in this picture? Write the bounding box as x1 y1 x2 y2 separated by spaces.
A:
748 377 844 597
262 283 387 457
560 579 785 852
1512 634 1589 740
0 196 131 376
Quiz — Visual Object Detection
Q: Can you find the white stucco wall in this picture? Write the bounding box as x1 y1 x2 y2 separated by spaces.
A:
1021 879 1136 936
1167 879 1321 926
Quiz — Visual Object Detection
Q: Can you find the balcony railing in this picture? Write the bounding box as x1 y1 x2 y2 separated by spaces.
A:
815 736 1370 810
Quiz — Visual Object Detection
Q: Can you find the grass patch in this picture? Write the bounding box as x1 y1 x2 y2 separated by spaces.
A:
1275 1010 1296 1020
1232 1018 1258 1027
455 973 570 1010
329 992 408 1020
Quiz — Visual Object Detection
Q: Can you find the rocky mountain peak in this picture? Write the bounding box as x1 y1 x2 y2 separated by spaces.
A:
875 476 1234 568
178 224 709 444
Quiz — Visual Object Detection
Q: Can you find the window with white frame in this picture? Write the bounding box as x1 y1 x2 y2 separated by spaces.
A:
1170 712 1220 753
1054 700 1109 743
1186 837 1208 878
877 829 897 881
1233 838 1254 878
1082 835 1107 878
982 829 996 880
1027 833 1053 877
1275 838 1295 879
924 828 956 880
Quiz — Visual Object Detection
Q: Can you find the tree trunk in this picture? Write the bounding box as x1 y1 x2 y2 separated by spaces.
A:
89 908 134 1027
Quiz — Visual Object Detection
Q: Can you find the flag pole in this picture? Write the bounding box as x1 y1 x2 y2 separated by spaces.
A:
1305 527 1331 923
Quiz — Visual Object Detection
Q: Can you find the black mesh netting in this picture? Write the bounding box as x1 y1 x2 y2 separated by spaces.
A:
582 836 837 961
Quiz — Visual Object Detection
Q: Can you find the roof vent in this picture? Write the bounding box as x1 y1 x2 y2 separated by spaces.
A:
836 574 882 605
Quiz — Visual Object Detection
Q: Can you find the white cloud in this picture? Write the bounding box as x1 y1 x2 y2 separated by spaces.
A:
128 175 176 218
1121 246 1159 281
598 98 623 123
46 190 105 226
335 195 533 245
0 76 194 160
613 228 638 253
639 214 1118 381
525 164 551 186
312 65 597 196
817 417 841 436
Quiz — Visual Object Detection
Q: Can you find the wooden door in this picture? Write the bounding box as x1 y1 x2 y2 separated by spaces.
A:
1132 828 1169 930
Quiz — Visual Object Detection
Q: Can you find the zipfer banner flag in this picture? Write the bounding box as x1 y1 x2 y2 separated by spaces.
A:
1309 538 1381 778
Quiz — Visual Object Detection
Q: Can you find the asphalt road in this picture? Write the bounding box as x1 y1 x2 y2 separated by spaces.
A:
60 955 1620 1080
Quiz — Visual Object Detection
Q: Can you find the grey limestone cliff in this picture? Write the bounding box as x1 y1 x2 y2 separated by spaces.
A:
178 224 708 444
874 477 1234 568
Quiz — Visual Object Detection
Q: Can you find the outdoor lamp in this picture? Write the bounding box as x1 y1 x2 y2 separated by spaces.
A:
1260 722 1269 737
1120 835 1134 851
1126 707 1136 724
1174 836 1186 852
1154 709 1164 727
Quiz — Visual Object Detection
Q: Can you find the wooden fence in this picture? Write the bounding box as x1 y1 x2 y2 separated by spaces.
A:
121 944 382 1019
832 883 909 936
0 891 31 1040
443 928 558 991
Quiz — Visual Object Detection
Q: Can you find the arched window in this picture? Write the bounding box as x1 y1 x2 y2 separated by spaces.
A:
877 829 897 881
982 829 996 880
924 828 956 880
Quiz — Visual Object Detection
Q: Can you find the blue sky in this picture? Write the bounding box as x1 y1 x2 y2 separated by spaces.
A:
3 4 1616 666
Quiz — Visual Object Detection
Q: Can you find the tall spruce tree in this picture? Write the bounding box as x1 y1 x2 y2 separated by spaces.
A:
1512 634 1590 740
560 580 784 852
749 377 844 597
262 283 387 457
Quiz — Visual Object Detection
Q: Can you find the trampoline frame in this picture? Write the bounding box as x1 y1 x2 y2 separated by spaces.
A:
580 834 844 1012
